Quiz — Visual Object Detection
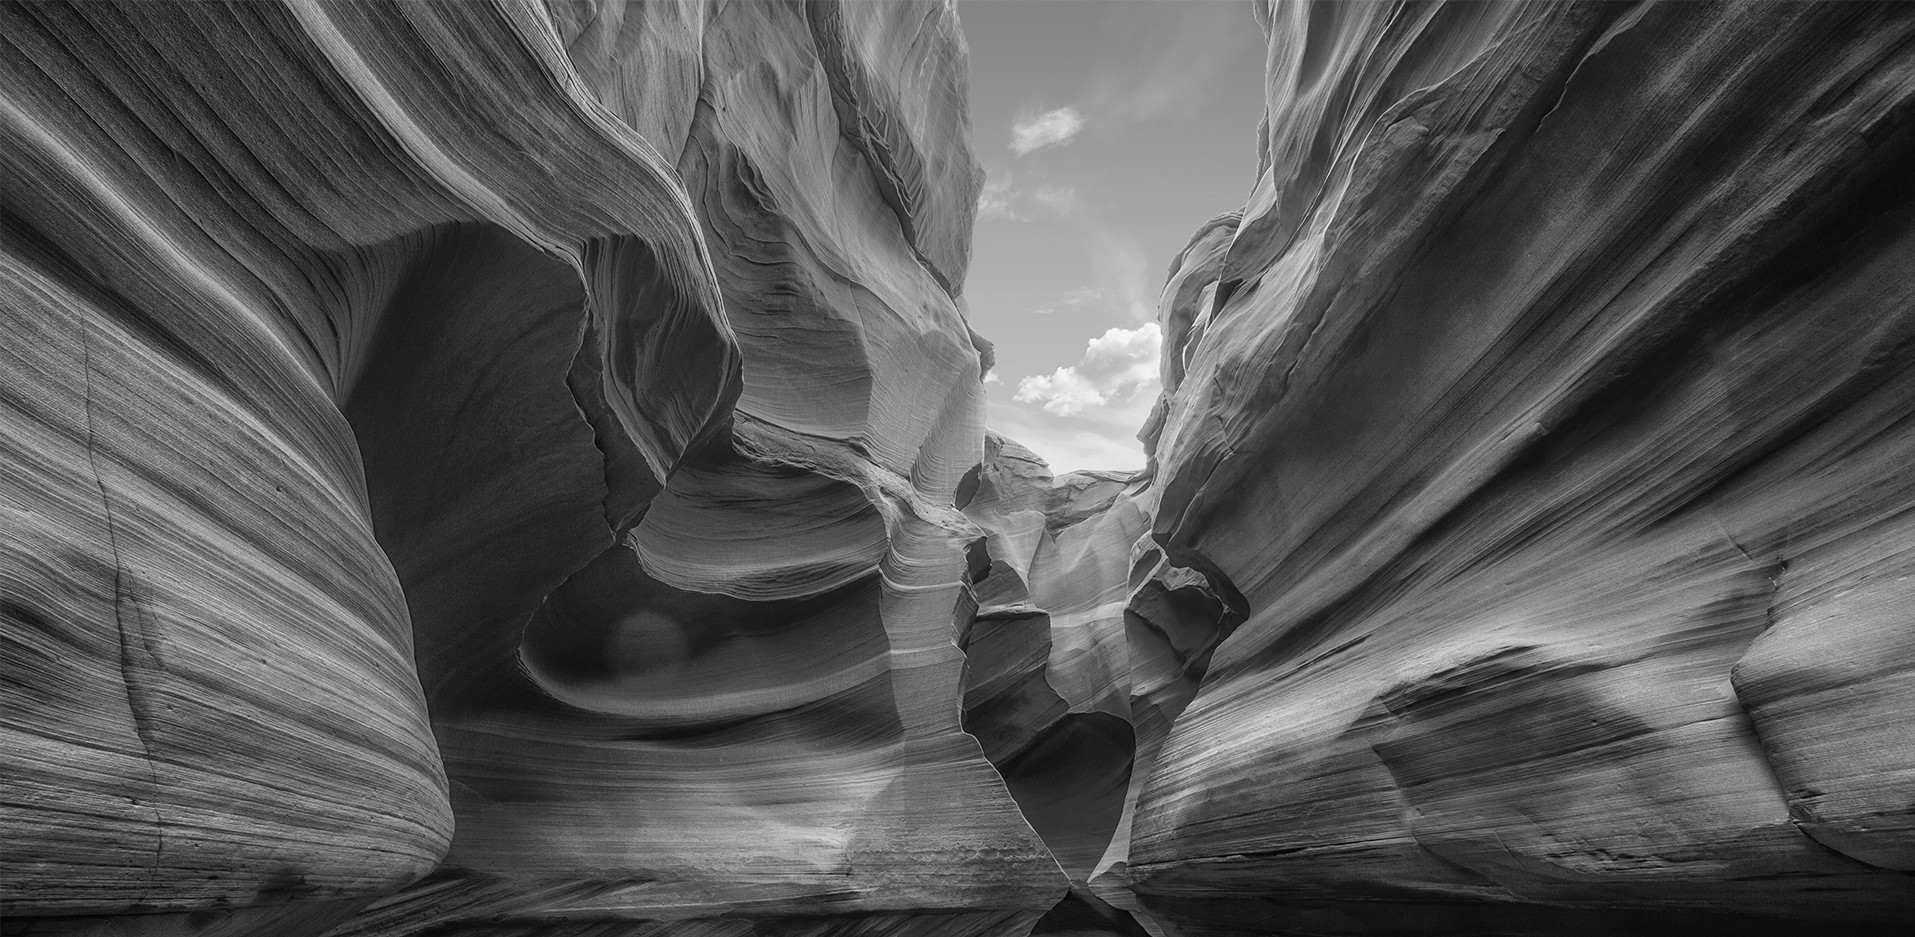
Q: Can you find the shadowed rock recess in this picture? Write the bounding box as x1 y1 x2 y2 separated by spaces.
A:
2 2 1912 936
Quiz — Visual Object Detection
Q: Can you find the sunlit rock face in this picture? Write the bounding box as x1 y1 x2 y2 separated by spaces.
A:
2 1 1063 934
1123 1 1915 934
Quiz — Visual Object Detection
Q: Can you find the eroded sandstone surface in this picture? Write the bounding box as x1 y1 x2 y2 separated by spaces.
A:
1120 1 1915 934
4 2 1913 936
4 1 1056 933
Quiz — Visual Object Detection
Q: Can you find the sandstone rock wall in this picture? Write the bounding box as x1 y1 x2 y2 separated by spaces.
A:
3 1 1062 934
1121 1 1915 933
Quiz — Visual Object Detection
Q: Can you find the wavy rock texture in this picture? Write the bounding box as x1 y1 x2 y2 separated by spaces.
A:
1123 1 1915 934
3 1 1062 935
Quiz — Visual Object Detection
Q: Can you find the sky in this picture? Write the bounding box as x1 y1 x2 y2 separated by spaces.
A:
956 0 1267 472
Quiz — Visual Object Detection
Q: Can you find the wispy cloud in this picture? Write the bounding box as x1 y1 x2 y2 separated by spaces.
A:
977 172 1079 222
1032 184 1079 214
1033 286 1105 316
977 174 1022 220
1078 223 1155 322
1015 322 1161 417
979 175 1154 326
1010 105 1086 155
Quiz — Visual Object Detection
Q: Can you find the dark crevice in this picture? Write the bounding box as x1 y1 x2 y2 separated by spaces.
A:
0 207 251 415
1031 887 1154 937
953 463 984 511
79 312 166 903
565 313 661 537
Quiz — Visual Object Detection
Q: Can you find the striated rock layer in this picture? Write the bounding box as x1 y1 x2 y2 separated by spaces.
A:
1119 1 1915 934
4 1 1062 934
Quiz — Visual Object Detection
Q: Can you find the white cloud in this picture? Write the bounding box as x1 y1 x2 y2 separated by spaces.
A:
1010 106 1086 155
991 324 1163 472
983 370 1001 384
1015 322 1162 417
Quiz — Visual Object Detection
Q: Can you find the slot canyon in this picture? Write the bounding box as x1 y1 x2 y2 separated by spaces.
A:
4 2 1913 935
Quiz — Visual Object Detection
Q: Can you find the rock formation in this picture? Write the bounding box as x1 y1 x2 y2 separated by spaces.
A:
4 1 1914 936
4 1 1058 933
1118 1 1915 934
